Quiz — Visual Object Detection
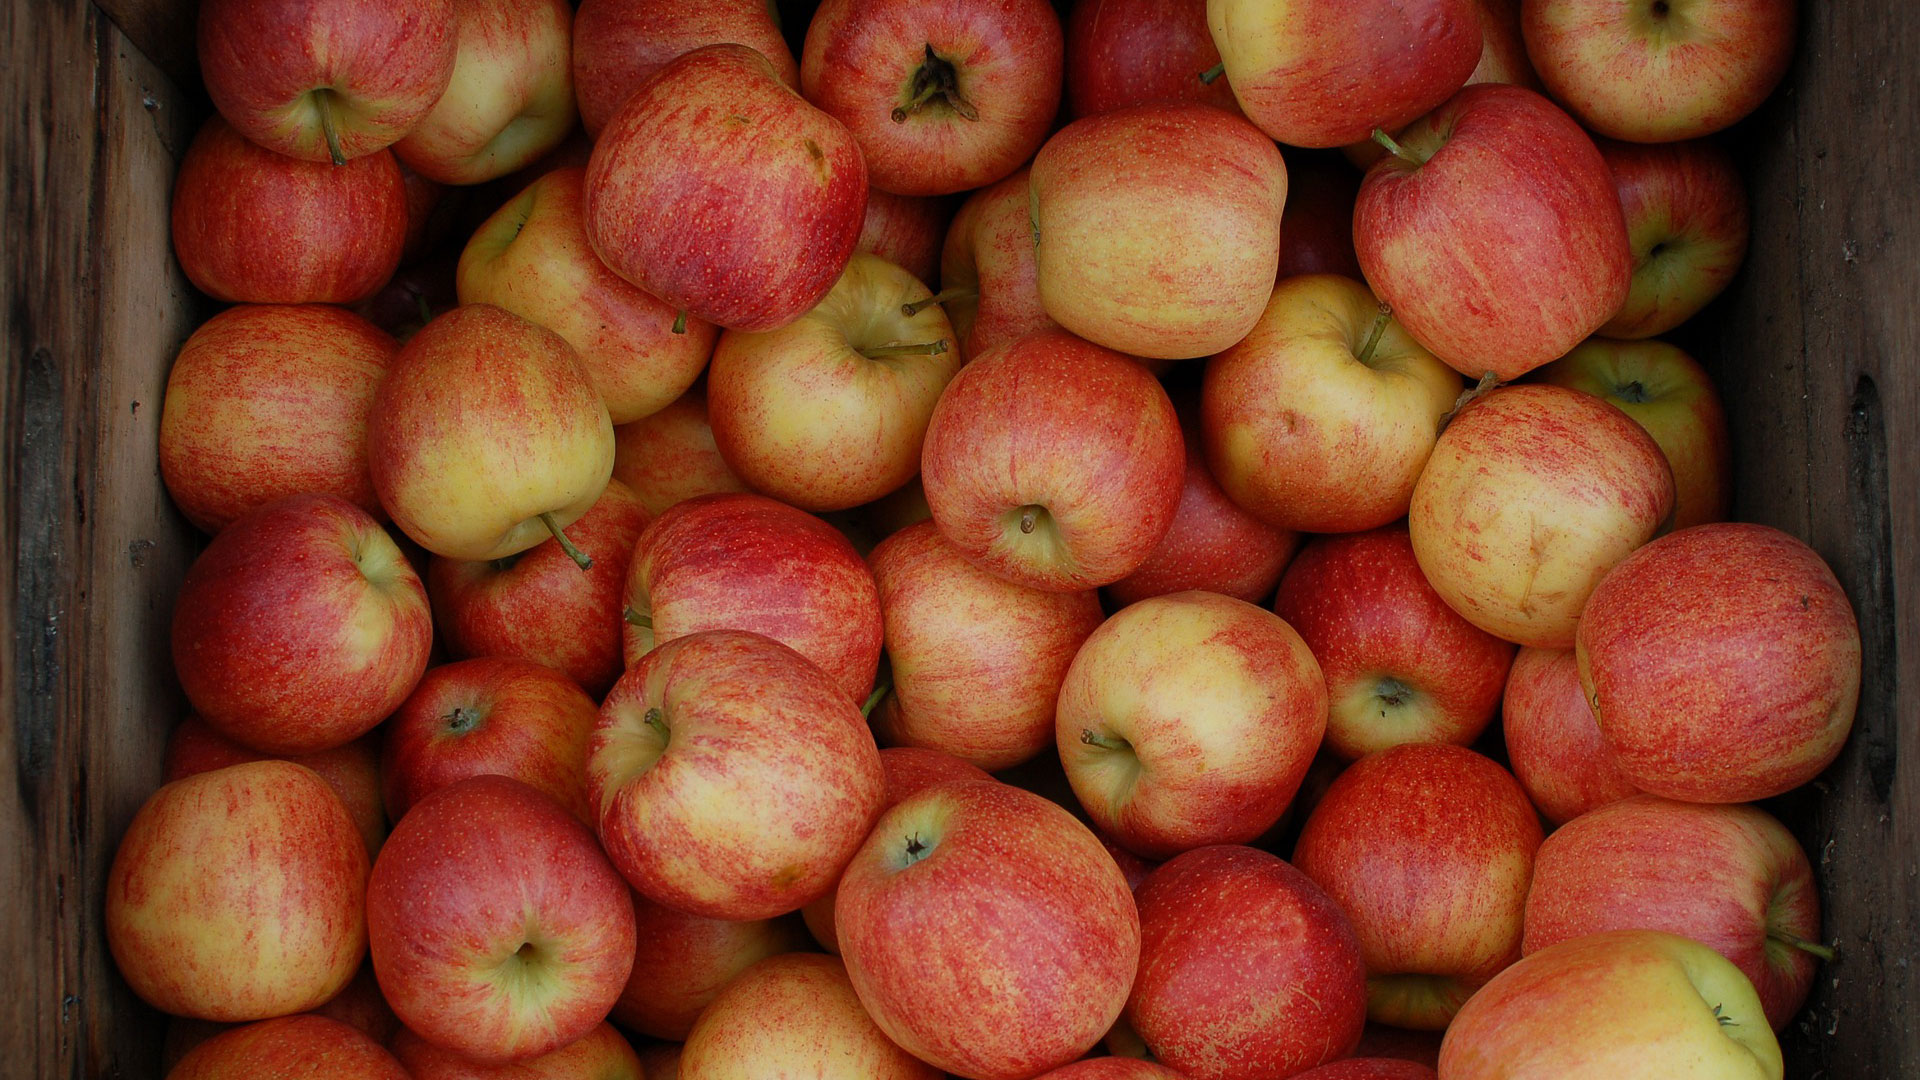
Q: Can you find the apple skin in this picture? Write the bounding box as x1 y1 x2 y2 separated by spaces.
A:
163 716 387 858
366 775 637 1065
171 493 432 754
1035 1060 1187 1079
1127 846 1368 1078
1408 384 1675 649
1523 795 1823 1031
168 1015 409 1080
623 493 884 703
106 761 368 1022
585 44 868 334
572 0 799 138
857 189 950 286
428 479 649 700
392 0 575 184
1064 0 1239 119
708 253 963 512
392 1022 643 1079
591 630 887 920
1597 138 1751 339
1207 0 1482 148
368 303 615 562
1355 84 1631 381
938 166 1060 360
1032 104 1287 360
197 0 456 164
159 304 395 535
801 0 1063 197
1500 647 1642 825
920 329 1186 592
615 892 811 1039
1576 523 1861 803
836 780 1141 1080
1277 153 1364 280
1530 337 1732 531
611 388 751 518
680 953 943 1079
1293 1061 1437 1080
1273 524 1517 760
155 961 400 1066
172 116 407 306
1522 0 1797 143
457 166 718 425
1201 274 1463 534
1437 929 1783 1079
1058 591 1327 860
1293 744 1544 1029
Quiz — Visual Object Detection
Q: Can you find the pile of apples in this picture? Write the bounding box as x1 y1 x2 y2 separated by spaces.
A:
115 0 1849 1077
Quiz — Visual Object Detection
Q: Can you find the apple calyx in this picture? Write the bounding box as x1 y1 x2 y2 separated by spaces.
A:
1372 128 1430 169
313 88 348 167
902 288 976 317
443 706 484 735
861 339 950 360
1614 379 1653 404
1372 676 1414 711
539 512 593 571
1767 927 1838 962
1199 62 1226 85
1354 304 1394 367
893 44 980 123
900 831 934 867
671 310 688 335
622 606 653 629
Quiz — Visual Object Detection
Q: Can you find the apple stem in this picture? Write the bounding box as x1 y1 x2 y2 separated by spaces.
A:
902 288 976 317
1080 729 1129 752
1199 62 1226 85
1769 928 1838 962
1018 508 1038 534
1371 128 1428 168
539 512 593 571
861 676 891 718
892 44 980 123
671 310 687 335
1440 371 1501 432
861 340 950 359
1355 304 1392 366
642 706 670 741
623 606 653 630
315 88 347 167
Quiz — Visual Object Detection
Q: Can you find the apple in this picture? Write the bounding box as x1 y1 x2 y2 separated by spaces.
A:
398 163 457 263
610 388 751 517
163 716 387 857
680 953 942 1079
1201 274 1462 533
159 304 395 535
1032 103 1286 359
1437 929 1783 1078
392 0 574 184
707 253 962 512
1576 522 1861 803
197 0 456 164
637 1044 683 1080
167 1016 408 1080
1058 591 1327 859
1036 1061 1187 1080
392 1022 643 1079
1354 84 1631 381
938 166 1059 360
156 964 393 1065
1524 795 1826 1031
368 303 614 563
457 166 718 425
366 775 636 1064
837 780 1141 1079
171 116 407 306
591 630 887 920
1294 1062 1438 1080
584 44 868 333
1408 384 1675 649
427 479 649 699
615 892 811 1039
856 189 950 286
1064 0 1239 119
1597 138 1751 339
350 249 461 344
1207 0 1482 147
1277 152 1364 279
172 494 431 754
1293 744 1544 1029
1127 846 1368 1077
800 0 1063 197
1273 524 1517 760
623 493 884 702
920 329 1185 591
572 0 800 138
106 761 367 1021
1522 0 1797 142
1500 647 1642 824
1354 1025 1444 1069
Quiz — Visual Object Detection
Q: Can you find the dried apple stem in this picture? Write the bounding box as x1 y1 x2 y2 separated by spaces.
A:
539 512 592 571
861 340 950 359
623 606 653 629
1199 62 1226 85
1768 928 1837 962
315 88 347 166
902 288 975 316
861 676 891 718
1355 305 1393 366
1372 128 1428 167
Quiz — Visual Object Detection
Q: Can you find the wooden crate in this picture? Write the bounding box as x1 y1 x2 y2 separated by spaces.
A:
2 0 1912 1076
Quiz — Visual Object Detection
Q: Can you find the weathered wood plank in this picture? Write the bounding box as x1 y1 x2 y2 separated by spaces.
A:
94 0 197 92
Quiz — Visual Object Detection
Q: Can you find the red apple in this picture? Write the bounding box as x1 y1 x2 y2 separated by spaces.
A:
172 116 407 305
572 0 799 138
837 780 1141 1079
106 761 368 1021
366 775 636 1064
1064 0 1238 119
610 388 751 517
168 1016 408 1080
584 44 868 333
1597 138 1751 339
680 953 942 1078
172 493 431 754
1032 104 1286 359
920 329 1185 591
1273 524 1517 760
197 0 456 164
164 716 387 857
615 892 811 1039
856 189 951 286
1276 153 1364 279
591 630 887 920
801 0 1062 196
1354 84 1630 381
1128 846 1368 1078
1293 744 1544 1029
938 166 1059 360
1294 1061 1437 1080
391 0 575 184
623 493 884 702
1036 1061 1187 1079
1523 795 1826 1030
392 1022 643 1079
1500 647 1642 825
1576 523 1861 803
428 479 649 699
